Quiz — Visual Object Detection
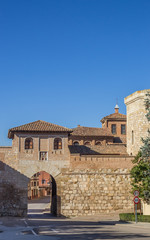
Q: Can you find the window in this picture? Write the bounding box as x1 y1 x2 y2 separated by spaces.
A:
73 141 79 146
95 141 101 145
34 181 36 186
121 124 126 134
84 141 91 146
54 138 62 150
42 179 46 184
39 152 48 161
25 138 33 149
111 124 116 134
132 130 134 145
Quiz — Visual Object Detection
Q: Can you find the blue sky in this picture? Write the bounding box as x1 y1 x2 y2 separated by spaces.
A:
0 0 150 145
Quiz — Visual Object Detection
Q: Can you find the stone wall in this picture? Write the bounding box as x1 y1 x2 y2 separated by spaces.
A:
124 89 150 156
0 160 28 216
60 169 132 217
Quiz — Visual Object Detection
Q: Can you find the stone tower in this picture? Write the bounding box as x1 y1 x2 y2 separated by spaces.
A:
124 89 150 156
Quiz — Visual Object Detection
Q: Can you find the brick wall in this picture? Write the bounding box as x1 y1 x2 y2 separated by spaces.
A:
70 155 134 169
68 136 113 145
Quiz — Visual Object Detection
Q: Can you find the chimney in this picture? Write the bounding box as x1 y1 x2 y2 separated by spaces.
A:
115 104 119 113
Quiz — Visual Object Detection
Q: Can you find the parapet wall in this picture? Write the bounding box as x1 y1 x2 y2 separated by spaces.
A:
70 155 134 169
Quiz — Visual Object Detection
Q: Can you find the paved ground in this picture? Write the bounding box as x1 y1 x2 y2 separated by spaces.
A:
0 197 150 240
28 196 51 215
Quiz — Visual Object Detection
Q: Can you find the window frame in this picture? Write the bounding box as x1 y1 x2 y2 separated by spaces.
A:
54 138 62 150
25 137 33 150
121 124 126 135
39 151 48 161
111 124 116 134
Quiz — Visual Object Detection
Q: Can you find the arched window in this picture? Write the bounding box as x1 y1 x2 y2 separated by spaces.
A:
25 138 33 149
73 141 79 146
84 141 91 146
54 138 62 150
95 141 101 145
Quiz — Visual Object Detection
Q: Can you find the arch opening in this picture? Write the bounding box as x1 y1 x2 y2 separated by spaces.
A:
28 171 57 216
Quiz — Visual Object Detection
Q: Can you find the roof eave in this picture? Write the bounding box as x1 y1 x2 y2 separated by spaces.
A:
8 129 73 139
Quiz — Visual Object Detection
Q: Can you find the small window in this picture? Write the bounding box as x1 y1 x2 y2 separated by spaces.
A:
42 179 46 184
84 141 91 146
25 138 33 149
39 152 48 161
73 141 79 146
54 138 62 150
111 124 116 134
34 181 36 186
132 130 134 145
95 141 101 145
121 124 126 134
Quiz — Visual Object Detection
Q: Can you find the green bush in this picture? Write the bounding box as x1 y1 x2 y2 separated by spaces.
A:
119 213 150 222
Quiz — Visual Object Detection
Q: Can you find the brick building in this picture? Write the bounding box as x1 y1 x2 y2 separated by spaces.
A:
28 171 51 199
69 105 126 146
101 105 126 144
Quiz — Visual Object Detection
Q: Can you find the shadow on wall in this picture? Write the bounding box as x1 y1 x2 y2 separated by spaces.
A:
69 145 101 155
0 161 60 217
0 160 29 217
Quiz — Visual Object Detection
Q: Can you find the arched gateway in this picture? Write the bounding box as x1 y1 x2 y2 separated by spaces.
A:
0 120 72 217
28 171 58 215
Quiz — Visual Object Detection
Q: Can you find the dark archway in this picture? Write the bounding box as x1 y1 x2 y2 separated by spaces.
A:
51 176 57 215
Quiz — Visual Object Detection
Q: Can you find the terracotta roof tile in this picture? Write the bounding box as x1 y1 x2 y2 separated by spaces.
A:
8 120 72 138
101 113 126 123
71 126 113 137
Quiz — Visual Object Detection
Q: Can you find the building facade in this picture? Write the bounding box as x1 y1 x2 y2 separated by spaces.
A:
28 171 51 199
69 105 126 146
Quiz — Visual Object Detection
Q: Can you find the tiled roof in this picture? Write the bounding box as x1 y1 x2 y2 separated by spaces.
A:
8 120 72 138
101 113 126 123
71 126 113 137
69 144 127 156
